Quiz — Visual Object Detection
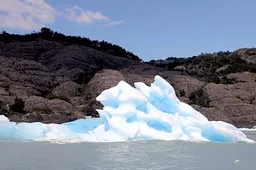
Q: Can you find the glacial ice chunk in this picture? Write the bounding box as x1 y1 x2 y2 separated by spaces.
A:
0 75 254 143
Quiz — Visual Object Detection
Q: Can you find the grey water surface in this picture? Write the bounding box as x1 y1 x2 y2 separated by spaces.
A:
0 132 255 170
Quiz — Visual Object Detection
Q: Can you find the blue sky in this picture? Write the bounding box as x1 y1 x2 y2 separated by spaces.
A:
1 0 256 61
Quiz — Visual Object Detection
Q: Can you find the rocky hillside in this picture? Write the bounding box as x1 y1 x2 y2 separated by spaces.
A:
0 31 256 127
147 49 256 82
0 40 139 123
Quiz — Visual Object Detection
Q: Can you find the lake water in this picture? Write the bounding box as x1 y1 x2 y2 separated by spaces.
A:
0 132 255 170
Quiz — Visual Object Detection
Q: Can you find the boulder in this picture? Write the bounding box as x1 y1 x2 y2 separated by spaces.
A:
51 81 82 100
24 96 49 113
85 69 125 98
203 83 232 102
46 99 85 123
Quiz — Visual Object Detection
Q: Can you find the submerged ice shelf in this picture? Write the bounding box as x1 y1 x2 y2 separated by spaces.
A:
0 76 254 143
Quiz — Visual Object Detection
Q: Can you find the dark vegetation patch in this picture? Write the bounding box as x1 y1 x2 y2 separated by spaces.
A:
205 76 237 84
178 89 186 97
220 60 256 74
10 97 25 113
189 88 210 107
0 101 7 114
147 50 256 83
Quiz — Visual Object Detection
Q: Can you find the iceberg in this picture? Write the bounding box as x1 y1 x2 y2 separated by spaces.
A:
0 76 254 143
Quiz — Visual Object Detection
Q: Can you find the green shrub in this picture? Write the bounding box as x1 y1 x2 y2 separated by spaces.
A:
205 76 237 84
189 89 210 107
220 77 237 84
221 60 256 74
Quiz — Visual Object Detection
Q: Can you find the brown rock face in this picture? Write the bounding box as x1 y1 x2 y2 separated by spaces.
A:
51 81 82 100
81 69 125 117
4 96 84 123
85 69 125 98
226 72 256 82
170 75 205 98
0 41 138 123
195 81 256 127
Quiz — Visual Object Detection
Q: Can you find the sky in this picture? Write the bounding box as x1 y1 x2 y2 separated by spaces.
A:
0 0 256 61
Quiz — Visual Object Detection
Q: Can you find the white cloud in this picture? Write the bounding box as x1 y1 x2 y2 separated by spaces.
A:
0 1 123 30
64 5 110 24
103 20 125 27
0 0 58 30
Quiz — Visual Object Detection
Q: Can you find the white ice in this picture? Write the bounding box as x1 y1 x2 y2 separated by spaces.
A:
0 75 254 143
239 126 256 132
